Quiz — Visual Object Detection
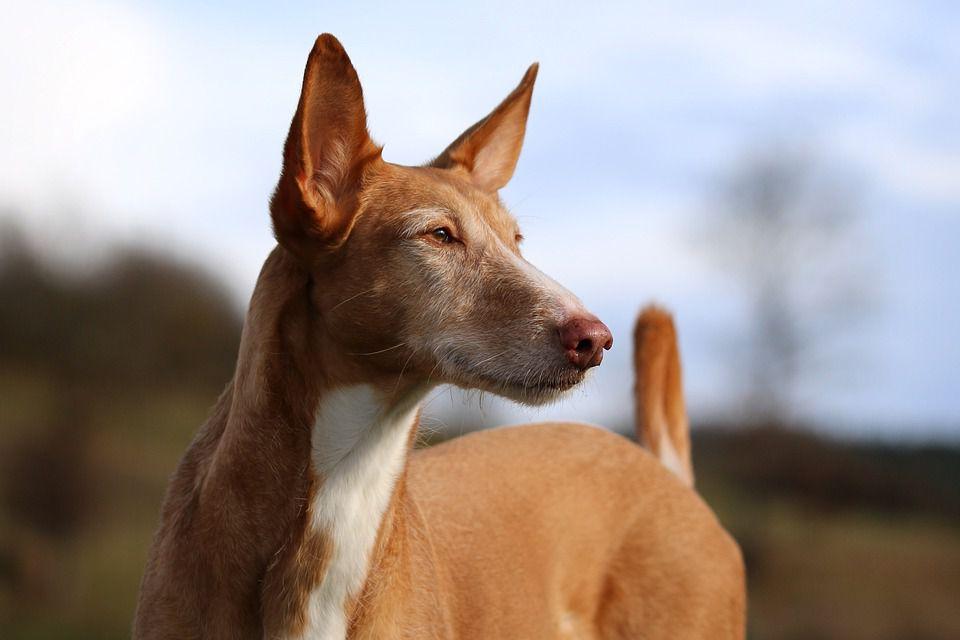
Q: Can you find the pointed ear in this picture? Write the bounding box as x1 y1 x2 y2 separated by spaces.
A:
271 34 381 257
430 63 538 192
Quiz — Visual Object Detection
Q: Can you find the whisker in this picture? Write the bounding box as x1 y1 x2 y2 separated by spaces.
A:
470 349 509 370
392 347 419 394
424 358 444 387
329 286 378 313
347 343 406 357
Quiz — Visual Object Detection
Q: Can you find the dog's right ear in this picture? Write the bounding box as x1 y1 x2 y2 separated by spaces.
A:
271 34 381 259
429 63 538 193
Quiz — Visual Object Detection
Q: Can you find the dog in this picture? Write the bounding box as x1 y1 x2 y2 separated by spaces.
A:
134 34 745 639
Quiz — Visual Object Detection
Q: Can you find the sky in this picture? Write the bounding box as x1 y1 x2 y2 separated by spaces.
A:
2 1 958 440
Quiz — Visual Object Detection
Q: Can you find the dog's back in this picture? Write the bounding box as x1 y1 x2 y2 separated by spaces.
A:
405 424 743 638
394 309 742 638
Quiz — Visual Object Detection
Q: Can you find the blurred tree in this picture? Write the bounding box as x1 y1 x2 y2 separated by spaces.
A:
702 147 872 426
0 219 243 623
0 222 242 391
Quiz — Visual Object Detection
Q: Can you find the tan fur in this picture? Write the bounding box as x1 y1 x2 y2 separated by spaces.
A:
634 305 695 486
134 34 745 639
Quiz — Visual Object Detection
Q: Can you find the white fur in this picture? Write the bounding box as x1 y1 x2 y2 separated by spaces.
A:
292 384 425 640
398 205 582 318
657 433 692 487
396 206 450 239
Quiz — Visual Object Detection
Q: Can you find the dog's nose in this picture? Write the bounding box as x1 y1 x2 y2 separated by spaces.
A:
558 315 613 370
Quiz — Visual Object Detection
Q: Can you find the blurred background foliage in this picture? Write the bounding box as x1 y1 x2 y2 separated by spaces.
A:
0 225 241 639
1 223 958 639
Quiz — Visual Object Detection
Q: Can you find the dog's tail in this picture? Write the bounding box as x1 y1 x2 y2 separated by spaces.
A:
633 305 694 487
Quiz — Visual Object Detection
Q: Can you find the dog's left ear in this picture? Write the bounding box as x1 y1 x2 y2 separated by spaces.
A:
430 63 539 193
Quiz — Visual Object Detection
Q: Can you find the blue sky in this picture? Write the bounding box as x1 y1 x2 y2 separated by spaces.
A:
3 1 958 439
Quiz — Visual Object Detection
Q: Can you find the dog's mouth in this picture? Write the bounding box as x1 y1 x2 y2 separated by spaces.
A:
447 354 586 405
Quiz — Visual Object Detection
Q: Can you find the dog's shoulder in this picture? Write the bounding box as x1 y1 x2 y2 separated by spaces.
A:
415 421 648 468
408 420 691 513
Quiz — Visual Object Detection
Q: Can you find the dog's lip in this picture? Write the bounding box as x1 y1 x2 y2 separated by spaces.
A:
530 371 584 392
447 352 586 395
467 367 585 394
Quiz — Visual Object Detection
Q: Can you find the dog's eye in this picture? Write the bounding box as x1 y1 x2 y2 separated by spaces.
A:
431 227 454 244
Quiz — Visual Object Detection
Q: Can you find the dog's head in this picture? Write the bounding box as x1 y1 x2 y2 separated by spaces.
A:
270 34 611 404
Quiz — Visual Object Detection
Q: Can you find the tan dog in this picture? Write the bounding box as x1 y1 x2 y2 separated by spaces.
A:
134 34 745 639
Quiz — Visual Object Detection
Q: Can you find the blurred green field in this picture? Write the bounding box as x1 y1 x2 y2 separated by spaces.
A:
694 431 960 640
2 237 958 639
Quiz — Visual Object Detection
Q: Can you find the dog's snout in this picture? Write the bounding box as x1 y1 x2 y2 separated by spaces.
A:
558 316 613 370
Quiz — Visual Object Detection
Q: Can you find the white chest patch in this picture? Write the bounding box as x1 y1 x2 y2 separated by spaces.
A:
291 385 422 640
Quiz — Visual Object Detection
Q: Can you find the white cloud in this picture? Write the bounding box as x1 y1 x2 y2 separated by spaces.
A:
1 1 168 210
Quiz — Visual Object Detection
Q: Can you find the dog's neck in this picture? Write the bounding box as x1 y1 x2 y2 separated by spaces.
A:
297 384 425 638
214 247 428 638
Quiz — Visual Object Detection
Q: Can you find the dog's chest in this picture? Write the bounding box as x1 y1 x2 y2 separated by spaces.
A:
290 385 417 640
